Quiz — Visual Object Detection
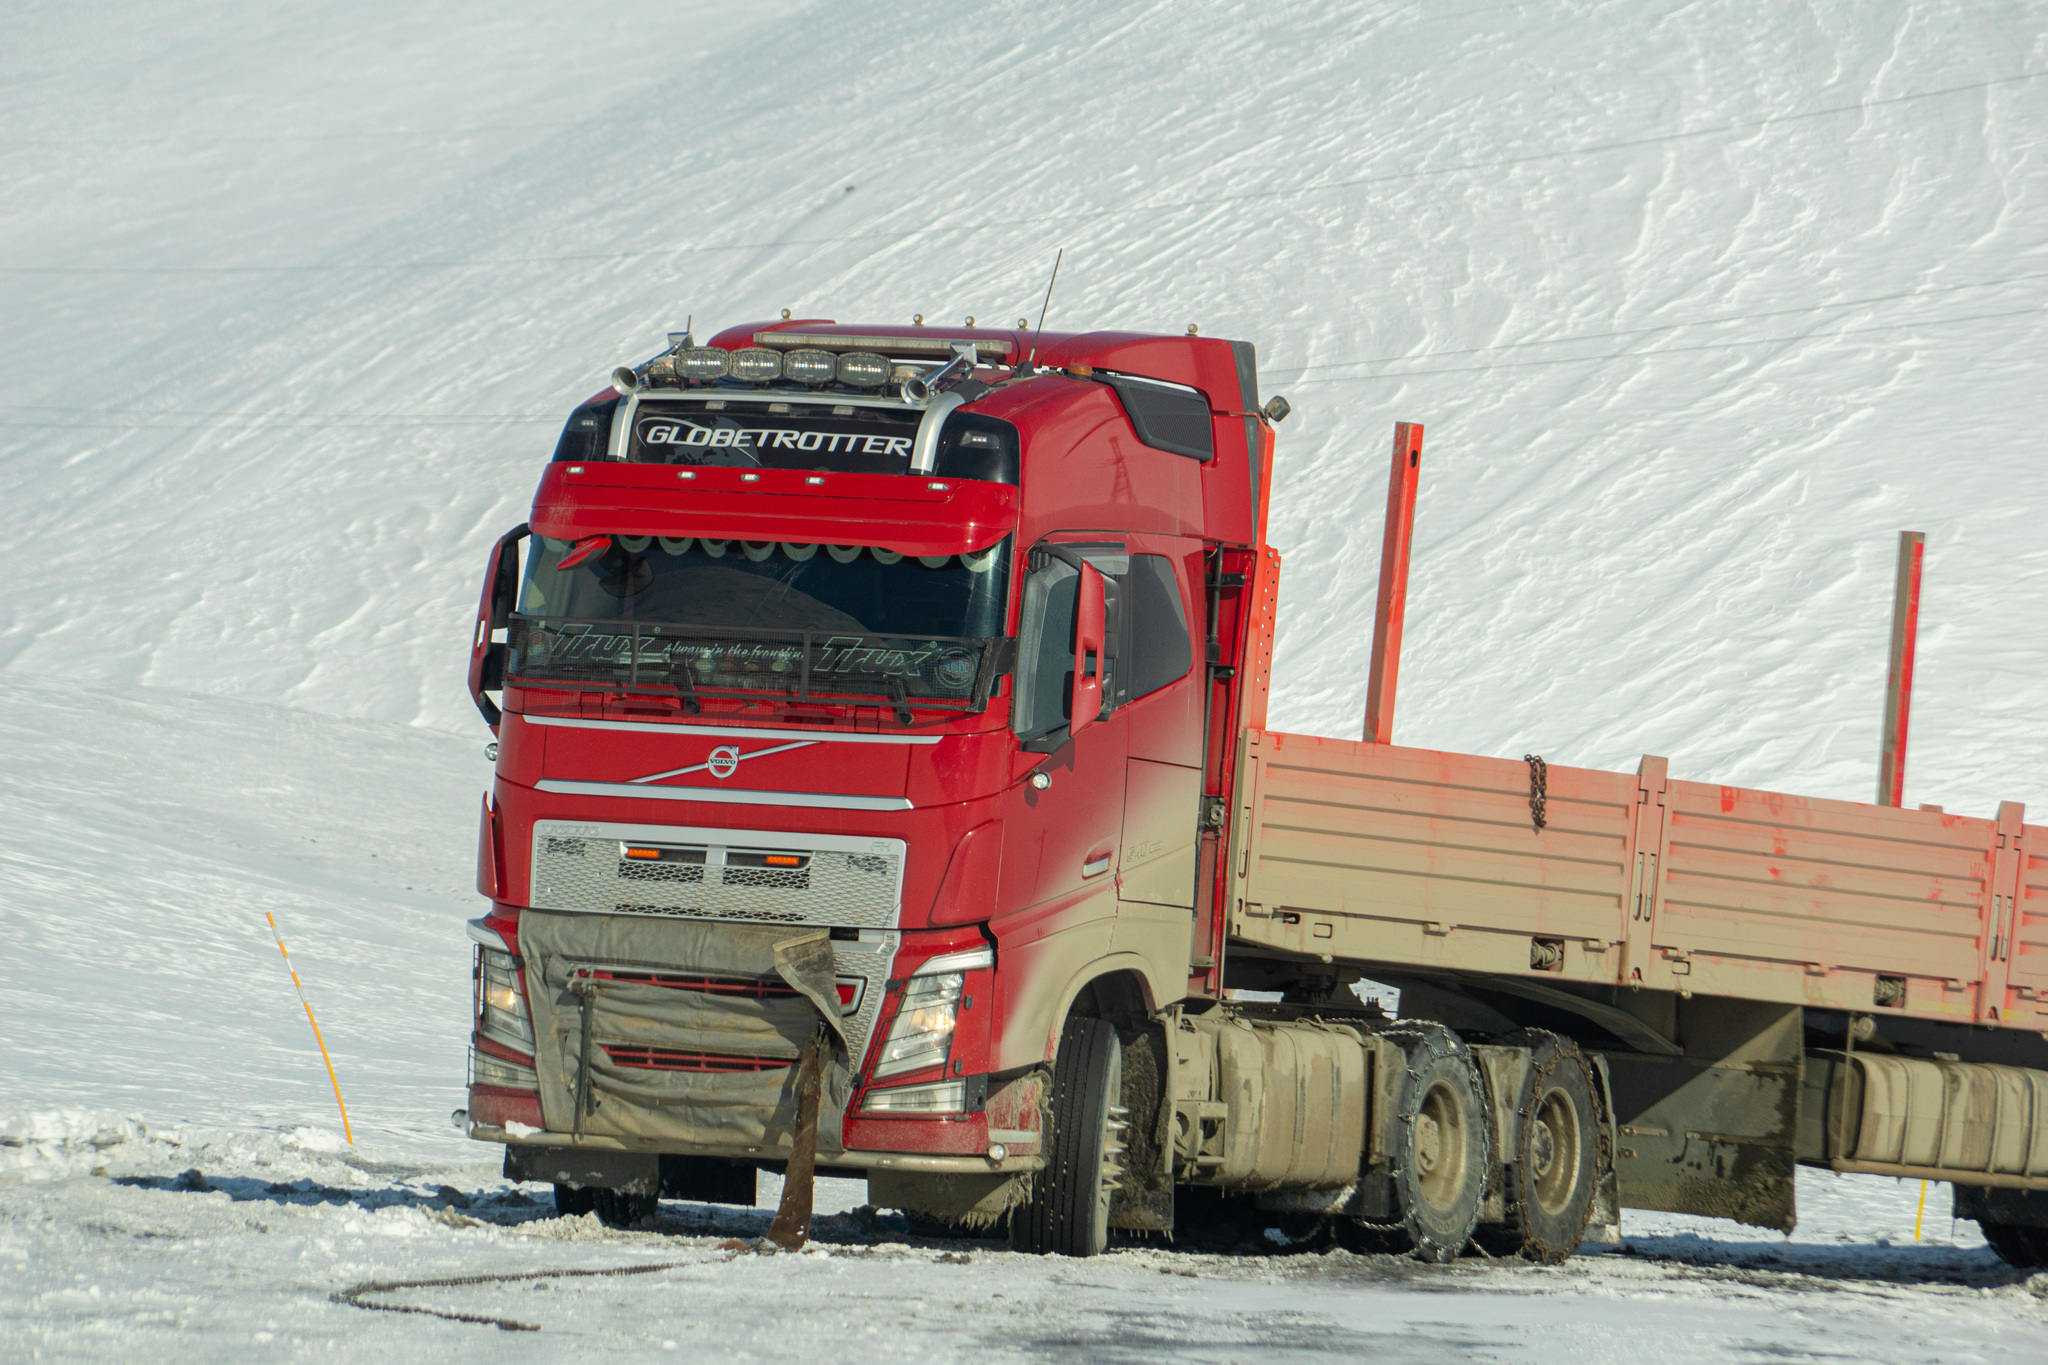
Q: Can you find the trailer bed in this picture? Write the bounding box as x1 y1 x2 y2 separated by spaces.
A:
1225 729 2041 1032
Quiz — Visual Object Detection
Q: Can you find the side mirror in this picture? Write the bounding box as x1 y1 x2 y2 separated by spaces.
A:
1068 561 1106 739
468 523 529 730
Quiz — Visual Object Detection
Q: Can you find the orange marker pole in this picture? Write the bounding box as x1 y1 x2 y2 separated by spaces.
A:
267 912 354 1145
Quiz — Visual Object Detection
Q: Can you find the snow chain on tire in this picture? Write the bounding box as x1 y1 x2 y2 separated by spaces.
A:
1476 1028 1601 1264
1375 1022 1491 1264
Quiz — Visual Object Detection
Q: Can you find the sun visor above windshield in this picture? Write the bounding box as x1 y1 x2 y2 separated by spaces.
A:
530 462 1019 559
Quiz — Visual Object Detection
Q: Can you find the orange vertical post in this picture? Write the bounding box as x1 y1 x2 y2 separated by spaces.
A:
1363 422 1424 744
1877 531 1925 807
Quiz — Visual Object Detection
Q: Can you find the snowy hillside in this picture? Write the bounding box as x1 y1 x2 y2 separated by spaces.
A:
3 2 2047 1354
4 0 2042 811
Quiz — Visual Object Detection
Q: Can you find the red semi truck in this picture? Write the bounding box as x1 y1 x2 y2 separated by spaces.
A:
459 318 2048 1264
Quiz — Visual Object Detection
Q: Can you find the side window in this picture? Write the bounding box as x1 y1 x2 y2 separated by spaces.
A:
1011 545 1127 743
1125 555 1191 700
1011 559 1077 741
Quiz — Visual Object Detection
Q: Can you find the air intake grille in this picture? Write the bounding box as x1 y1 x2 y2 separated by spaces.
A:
603 1045 787 1074
530 820 904 929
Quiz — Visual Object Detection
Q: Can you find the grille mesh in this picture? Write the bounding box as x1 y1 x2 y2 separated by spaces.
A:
531 823 902 929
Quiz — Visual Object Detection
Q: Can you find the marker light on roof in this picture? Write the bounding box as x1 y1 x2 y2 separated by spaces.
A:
782 349 838 386
677 348 731 381
729 347 782 383
835 351 890 388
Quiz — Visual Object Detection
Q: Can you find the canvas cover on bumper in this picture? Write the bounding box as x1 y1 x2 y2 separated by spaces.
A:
517 909 853 1155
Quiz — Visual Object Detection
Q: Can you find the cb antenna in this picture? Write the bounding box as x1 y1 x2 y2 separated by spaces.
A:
1022 248 1063 374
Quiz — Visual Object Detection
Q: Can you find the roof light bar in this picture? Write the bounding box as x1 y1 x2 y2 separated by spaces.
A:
677 348 731 381
756 331 1013 361
835 351 890 388
729 347 783 383
781 348 837 386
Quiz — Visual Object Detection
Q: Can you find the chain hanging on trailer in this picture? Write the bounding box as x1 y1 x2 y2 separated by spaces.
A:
1523 754 1548 833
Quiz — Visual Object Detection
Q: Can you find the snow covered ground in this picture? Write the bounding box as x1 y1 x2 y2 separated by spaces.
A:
3 1111 2042 1363
4 0 2047 1358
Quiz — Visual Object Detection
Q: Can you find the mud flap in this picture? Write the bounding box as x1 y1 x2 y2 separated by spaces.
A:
1601 999 1801 1233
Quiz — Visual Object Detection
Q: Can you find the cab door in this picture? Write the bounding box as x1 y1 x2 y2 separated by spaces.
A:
1002 542 1130 916
991 542 1131 1063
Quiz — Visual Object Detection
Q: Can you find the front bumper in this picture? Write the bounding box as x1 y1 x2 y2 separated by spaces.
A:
460 1115 1044 1175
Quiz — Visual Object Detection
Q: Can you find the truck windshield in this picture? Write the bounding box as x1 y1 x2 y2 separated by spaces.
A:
506 536 1012 707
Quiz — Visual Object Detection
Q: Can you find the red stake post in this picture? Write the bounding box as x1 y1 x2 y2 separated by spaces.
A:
1363 422 1424 744
1877 531 1925 807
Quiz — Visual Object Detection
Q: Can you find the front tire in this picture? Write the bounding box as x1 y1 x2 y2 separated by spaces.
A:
552 1182 597 1217
1011 1016 1124 1257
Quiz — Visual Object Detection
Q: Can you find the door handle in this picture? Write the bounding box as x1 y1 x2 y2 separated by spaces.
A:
1081 853 1113 879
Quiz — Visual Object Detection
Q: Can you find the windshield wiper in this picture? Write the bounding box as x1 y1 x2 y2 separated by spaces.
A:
885 676 912 726
664 661 703 716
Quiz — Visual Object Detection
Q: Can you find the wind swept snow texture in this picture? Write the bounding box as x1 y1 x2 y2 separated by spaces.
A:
1 0 2041 814
3 2 2048 1351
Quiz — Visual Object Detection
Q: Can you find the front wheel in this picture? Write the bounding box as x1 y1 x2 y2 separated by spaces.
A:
1010 1016 1124 1257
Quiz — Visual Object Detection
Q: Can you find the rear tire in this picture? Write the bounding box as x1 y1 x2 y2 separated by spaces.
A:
1980 1220 2048 1268
1367 1024 1489 1264
1476 1030 1600 1264
1010 1016 1124 1257
552 1183 597 1217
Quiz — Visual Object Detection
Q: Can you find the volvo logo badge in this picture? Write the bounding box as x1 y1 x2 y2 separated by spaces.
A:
706 745 741 779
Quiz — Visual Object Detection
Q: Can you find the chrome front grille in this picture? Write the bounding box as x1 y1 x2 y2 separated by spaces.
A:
530 819 905 929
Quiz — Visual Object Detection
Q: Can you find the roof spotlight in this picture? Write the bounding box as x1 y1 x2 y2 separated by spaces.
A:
677 348 731 381
835 351 890 388
782 349 837 386
729 347 783 383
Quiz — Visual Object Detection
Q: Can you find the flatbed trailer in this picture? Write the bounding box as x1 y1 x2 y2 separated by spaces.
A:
458 318 2047 1265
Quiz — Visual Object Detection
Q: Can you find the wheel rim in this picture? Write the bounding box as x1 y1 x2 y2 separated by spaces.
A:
1529 1085 1582 1216
1413 1080 1467 1212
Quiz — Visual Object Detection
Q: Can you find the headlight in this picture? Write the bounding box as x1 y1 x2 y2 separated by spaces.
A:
478 947 532 1049
728 347 783 383
781 348 837 386
677 347 731 381
871 947 991 1079
835 351 890 388
471 1048 538 1091
861 1079 967 1114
